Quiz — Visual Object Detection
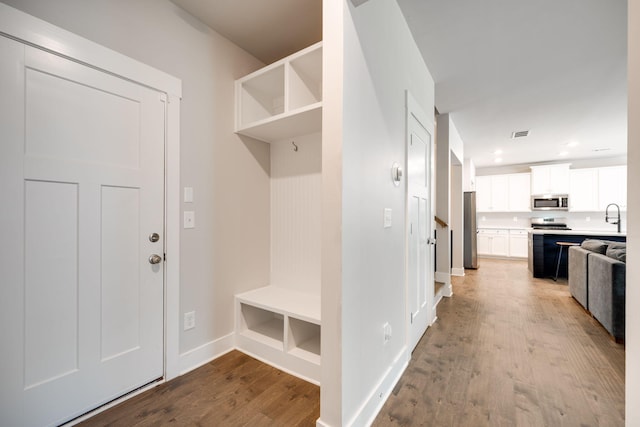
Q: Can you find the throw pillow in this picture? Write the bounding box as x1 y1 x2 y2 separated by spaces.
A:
606 242 627 262
581 239 608 254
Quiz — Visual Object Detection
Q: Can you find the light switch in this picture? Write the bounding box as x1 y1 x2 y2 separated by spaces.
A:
383 208 392 228
184 211 195 229
184 187 194 203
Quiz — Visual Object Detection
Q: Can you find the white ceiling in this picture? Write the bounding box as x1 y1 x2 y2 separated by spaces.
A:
397 0 628 168
172 0 628 169
170 0 322 64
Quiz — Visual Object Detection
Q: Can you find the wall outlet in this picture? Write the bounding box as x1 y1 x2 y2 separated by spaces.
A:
184 311 196 330
383 322 392 345
513 216 518 222
586 216 591 222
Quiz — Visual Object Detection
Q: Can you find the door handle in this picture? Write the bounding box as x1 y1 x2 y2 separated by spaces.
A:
149 254 162 264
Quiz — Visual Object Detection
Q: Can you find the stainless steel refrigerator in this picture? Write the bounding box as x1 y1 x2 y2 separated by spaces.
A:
464 191 479 269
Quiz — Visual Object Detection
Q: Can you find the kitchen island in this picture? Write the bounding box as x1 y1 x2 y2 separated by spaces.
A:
528 230 626 279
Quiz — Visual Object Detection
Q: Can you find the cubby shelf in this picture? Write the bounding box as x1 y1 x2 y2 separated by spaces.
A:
233 41 323 385
235 42 322 143
235 286 321 384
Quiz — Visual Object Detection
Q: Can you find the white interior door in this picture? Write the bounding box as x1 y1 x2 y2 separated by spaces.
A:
407 110 434 352
0 37 165 426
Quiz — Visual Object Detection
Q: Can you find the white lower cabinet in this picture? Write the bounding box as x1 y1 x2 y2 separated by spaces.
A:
477 229 509 257
478 228 528 258
508 229 528 258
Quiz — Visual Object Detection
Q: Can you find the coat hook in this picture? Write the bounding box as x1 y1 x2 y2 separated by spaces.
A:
292 141 298 152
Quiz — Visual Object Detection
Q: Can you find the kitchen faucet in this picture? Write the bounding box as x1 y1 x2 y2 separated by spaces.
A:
605 203 621 233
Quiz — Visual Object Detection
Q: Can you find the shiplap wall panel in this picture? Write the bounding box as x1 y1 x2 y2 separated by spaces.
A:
270 132 321 295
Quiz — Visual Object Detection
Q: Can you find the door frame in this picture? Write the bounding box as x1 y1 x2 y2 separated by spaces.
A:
404 90 436 350
0 3 183 381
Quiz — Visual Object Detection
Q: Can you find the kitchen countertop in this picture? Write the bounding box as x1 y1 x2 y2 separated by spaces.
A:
529 229 626 237
478 226 532 230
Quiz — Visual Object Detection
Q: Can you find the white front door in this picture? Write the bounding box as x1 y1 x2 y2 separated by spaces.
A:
0 37 165 426
407 108 435 351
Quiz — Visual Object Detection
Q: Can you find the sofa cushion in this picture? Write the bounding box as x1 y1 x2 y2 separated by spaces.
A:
568 246 589 309
606 242 627 263
587 253 626 340
581 239 608 254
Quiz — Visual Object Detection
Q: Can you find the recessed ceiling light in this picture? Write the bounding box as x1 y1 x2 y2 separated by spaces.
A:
567 141 579 147
494 157 503 163
559 151 568 156
494 149 503 155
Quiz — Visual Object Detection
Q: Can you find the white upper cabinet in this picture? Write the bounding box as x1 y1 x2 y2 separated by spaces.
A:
568 165 626 212
475 175 492 212
530 163 571 195
476 175 507 212
569 168 598 211
490 175 509 211
235 42 322 143
476 173 530 212
598 165 627 210
508 173 531 211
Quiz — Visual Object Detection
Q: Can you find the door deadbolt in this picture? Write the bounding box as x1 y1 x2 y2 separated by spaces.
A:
149 254 162 264
149 232 160 243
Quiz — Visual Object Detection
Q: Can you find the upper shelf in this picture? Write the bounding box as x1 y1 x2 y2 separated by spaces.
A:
235 42 322 143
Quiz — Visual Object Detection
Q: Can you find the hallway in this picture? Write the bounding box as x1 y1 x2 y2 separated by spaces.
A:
374 258 625 426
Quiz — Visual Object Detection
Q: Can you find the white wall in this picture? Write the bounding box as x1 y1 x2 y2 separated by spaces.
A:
448 118 464 164
627 2 639 425
435 115 451 279
0 0 270 362
451 161 464 276
463 158 476 191
449 119 464 277
319 0 435 424
435 114 465 281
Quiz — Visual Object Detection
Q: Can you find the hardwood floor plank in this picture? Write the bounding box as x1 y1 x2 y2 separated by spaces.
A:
77 351 319 427
374 258 625 426
79 258 623 427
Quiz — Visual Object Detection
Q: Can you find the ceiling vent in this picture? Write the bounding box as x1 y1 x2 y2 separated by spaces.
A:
511 130 530 139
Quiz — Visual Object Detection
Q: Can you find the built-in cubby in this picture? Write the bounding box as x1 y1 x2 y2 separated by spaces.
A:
236 286 321 384
234 42 322 385
288 317 321 364
235 41 322 143
239 303 284 350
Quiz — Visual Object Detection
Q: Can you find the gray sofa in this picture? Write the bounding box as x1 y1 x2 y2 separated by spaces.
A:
568 239 626 341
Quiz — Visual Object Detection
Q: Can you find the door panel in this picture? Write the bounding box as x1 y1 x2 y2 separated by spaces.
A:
101 186 142 361
1 37 165 426
24 180 80 389
25 66 140 168
407 111 434 351
408 196 419 317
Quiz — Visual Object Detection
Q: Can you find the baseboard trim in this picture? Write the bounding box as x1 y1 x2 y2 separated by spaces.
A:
435 271 451 284
178 333 235 375
347 349 409 427
451 267 465 277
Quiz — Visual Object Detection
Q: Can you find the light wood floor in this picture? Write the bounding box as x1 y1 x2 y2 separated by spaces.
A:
374 258 625 427
77 258 624 426
76 351 320 426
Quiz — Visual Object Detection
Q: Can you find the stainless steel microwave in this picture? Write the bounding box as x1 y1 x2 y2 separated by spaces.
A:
531 194 569 211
